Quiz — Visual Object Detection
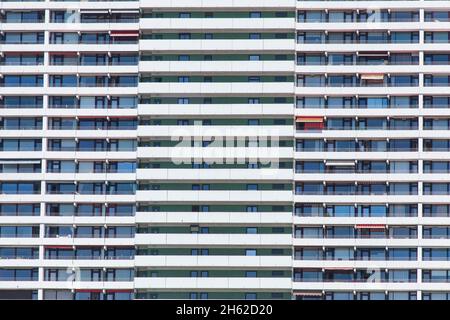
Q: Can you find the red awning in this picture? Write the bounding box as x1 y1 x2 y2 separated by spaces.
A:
296 116 324 123
303 122 324 130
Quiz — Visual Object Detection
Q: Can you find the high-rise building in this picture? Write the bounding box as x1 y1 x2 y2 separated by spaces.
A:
0 0 449 300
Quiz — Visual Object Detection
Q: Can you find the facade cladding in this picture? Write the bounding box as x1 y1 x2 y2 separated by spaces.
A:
0 0 450 301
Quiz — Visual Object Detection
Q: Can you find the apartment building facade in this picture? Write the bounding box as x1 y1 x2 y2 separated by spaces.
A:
0 0 449 300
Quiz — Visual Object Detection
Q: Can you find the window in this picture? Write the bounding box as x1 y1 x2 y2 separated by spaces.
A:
179 33 191 40
245 293 257 300
177 98 189 104
179 13 191 18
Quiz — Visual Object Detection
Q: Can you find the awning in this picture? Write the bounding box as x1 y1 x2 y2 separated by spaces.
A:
294 292 322 297
324 267 354 271
108 116 137 119
80 9 109 14
358 52 388 57
75 289 102 293
296 116 324 123
355 224 386 229
49 52 78 56
361 74 385 80
111 31 139 37
80 10 109 14
325 161 355 166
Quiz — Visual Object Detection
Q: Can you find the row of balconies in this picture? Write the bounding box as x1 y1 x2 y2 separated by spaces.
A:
295 65 450 74
9 104 450 117
135 211 292 224
138 60 294 72
0 0 296 11
6 280 450 291
0 131 137 139
0 66 138 74
20 83 443 96
295 22 450 32
0 151 136 162
0 260 135 268
295 110 450 118
2 19 450 33
0 13 138 25
138 146 292 160
1 41 450 54
295 151 450 161
133 277 291 289
133 0 448 11
295 131 450 139
0 109 137 118
0 44 139 53
135 190 292 203
7 214 450 226
0 211 291 224
292 282 450 291
0 173 136 182
0 96 378 112
0 216 135 224
293 195 450 204
0 0 140 9
10 257 450 268
293 238 450 247
0 195 136 204
0 87 137 96
0 238 134 246
139 18 294 30
293 217 450 225
134 233 291 246
8 149 450 161
3 64 450 75
137 103 293 116
0 235 288 246
137 125 293 138
0 279 291 290
0 281 133 290
295 173 450 182
292 262 450 269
